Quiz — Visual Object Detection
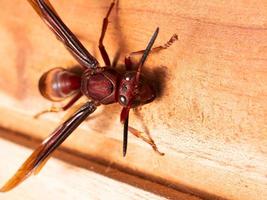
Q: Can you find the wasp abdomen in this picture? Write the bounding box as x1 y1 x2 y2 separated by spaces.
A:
38 67 81 101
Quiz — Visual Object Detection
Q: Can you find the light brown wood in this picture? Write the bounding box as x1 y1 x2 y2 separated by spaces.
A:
0 129 199 200
0 0 266 199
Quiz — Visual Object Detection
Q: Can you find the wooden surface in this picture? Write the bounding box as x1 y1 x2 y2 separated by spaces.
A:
0 129 199 200
0 0 266 199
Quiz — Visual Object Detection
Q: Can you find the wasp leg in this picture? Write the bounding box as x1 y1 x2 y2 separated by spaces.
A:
34 92 82 118
98 1 115 66
128 126 164 156
125 34 178 70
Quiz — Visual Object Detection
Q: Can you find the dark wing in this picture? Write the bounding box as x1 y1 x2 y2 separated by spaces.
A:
0 101 96 192
27 0 99 69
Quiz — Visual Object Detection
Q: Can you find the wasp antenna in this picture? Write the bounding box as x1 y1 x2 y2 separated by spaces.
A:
135 27 159 84
123 114 129 157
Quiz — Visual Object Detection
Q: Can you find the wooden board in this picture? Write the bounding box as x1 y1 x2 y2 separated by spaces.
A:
0 129 199 200
0 0 266 199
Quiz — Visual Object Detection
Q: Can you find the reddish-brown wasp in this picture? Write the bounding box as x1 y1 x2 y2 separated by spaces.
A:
0 0 177 192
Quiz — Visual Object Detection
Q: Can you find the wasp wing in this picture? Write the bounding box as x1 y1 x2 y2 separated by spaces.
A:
27 0 99 68
0 101 96 192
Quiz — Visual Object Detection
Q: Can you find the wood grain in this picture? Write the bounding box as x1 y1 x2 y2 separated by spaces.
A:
0 129 199 200
0 0 266 199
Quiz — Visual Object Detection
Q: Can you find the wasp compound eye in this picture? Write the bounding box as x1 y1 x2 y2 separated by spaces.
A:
119 95 128 106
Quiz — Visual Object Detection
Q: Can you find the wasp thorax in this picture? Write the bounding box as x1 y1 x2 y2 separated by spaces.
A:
38 67 81 101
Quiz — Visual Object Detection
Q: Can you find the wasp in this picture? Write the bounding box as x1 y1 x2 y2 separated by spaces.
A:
0 0 177 192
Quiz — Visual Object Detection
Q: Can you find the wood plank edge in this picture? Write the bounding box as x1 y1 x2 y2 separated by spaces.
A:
0 128 202 200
